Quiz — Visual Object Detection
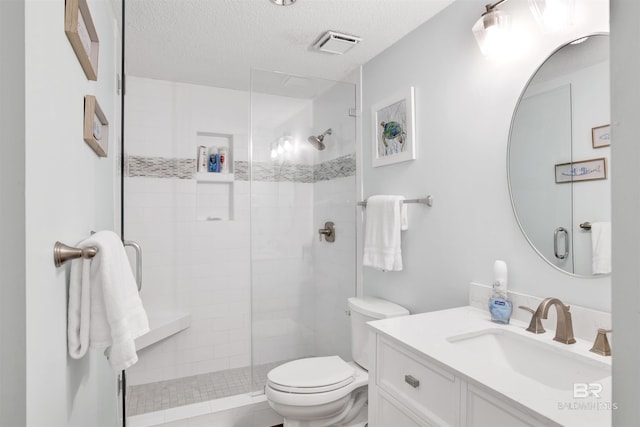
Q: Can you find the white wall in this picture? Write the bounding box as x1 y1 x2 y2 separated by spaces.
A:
23 0 120 425
0 1 26 425
362 0 610 313
611 0 640 423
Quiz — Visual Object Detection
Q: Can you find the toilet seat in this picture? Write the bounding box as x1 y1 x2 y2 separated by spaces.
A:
266 361 368 408
267 356 355 394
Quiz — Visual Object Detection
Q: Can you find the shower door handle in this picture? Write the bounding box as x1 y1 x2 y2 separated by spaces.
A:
554 227 569 260
124 240 143 291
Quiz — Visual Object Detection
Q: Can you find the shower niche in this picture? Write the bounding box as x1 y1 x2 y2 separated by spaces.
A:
195 131 235 221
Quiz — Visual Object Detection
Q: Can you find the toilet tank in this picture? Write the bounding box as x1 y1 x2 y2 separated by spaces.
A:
347 297 409 370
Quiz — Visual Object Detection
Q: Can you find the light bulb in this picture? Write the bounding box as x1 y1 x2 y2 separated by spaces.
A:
283 138 292 152
277 144 284 155
528 0 575 33
472 8 512 57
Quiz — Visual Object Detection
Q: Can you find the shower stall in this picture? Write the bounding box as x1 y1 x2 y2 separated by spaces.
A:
122 69 357 423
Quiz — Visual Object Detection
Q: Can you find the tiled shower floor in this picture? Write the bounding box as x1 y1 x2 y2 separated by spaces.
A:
126 361 283 416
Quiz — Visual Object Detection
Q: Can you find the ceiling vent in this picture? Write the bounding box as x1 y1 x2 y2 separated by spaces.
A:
313 31 362 55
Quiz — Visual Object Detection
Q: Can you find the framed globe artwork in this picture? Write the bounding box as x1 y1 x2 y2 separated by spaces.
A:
371 86 416 167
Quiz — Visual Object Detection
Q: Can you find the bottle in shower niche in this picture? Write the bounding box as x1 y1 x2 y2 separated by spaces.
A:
218 147 228 173
208 146 219 172
197 145 208 172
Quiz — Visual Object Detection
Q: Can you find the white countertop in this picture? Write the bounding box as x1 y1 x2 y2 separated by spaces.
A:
368 306 612 427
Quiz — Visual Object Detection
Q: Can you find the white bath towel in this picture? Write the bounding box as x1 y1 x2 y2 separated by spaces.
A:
591 221 612 275
68 231 149 371
363 195 406 271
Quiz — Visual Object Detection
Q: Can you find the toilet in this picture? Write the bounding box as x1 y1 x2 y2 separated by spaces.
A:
265 296 410 427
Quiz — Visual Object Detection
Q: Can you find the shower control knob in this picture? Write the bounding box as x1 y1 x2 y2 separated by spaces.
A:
318 221 336 242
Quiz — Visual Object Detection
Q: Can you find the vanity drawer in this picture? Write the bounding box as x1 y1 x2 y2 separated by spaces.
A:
377 336 459 426
375 389 432 427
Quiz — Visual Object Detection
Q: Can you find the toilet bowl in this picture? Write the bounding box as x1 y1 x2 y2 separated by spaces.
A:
265 297 409 427
266 357 368 427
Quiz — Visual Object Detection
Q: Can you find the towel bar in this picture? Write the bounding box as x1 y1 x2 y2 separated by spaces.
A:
53 241 98 267
357 196 433 207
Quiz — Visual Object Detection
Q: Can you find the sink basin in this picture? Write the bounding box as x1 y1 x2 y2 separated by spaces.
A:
447 328 610 391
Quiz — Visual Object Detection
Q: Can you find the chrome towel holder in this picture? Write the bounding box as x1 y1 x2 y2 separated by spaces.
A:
357 196 433 207
53 241 98 267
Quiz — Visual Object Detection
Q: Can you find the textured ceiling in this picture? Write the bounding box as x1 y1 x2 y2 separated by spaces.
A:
125 0 455 93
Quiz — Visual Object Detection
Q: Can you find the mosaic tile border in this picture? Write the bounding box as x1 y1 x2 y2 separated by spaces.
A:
127 156 196 180
126 154 355 183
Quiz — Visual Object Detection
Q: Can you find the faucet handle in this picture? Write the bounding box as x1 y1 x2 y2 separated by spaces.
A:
589 328 612 356
518 305 545 334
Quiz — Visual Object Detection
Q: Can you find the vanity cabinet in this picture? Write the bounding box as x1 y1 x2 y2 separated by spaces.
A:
369 334 556 427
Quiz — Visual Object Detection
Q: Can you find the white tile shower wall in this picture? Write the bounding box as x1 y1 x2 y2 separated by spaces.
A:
125 76 322 383
125 77 252 384
124 177 251 385
313 177 356 361
125 77 250 160
251 181 315 366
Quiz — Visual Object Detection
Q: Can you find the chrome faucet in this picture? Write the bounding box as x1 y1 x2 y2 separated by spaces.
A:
524 298 576 344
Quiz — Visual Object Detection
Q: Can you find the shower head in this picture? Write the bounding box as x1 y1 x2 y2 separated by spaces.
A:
308 128 332 151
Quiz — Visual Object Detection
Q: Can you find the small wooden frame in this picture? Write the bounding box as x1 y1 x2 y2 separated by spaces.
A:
592 124 611 148
65 0 99 81
555 157 606 184
83 96 109 157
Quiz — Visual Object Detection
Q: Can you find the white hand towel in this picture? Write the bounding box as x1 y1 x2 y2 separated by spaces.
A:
363 195 405 271
400 200 409 231
68 257 91 360
67 231 149 371
591 221 611 275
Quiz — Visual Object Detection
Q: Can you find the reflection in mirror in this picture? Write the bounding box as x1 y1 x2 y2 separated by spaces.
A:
509 35 610 278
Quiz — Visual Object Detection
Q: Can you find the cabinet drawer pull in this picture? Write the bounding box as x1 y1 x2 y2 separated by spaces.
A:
404 375 420 388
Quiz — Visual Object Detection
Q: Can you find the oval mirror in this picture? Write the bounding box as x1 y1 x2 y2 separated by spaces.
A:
508 34 610 278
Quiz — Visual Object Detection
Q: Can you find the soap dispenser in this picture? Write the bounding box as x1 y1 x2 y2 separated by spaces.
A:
489 260 512 324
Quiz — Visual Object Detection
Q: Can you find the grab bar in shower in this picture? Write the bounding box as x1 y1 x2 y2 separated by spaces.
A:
124 240 143 292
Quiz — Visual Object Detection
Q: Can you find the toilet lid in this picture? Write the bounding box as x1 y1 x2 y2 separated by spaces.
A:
267 356 355 393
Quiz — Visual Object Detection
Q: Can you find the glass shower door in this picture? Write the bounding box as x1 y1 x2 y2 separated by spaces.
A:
249 70 358 393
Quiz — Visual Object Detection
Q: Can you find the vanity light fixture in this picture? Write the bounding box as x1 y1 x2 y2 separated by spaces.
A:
473 0 575 56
